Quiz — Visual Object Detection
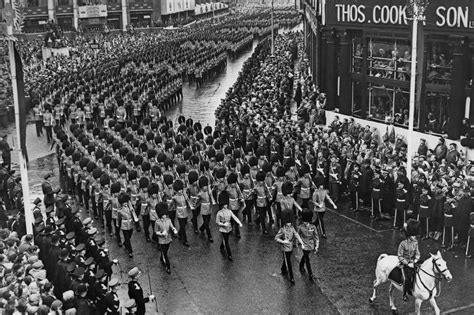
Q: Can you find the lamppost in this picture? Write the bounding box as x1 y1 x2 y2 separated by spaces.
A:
271 0 274 55
406 0 429 180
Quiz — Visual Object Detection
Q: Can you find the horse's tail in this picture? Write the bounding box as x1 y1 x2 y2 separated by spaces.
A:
377 253 388 262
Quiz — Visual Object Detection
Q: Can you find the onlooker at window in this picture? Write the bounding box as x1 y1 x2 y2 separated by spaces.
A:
446 143 460 167
434 137 447 162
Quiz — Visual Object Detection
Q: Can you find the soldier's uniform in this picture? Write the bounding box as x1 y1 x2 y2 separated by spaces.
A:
104 278 121 315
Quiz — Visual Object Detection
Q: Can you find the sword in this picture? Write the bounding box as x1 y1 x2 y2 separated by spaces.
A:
146 260 159 313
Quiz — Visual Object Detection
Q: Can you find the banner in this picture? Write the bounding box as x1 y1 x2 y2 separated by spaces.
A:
13 43 28 163
325 0 474 32
78 5 108 19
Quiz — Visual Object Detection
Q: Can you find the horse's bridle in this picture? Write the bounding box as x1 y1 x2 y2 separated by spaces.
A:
416 258 450 299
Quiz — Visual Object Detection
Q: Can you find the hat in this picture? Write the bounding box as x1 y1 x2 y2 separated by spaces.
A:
66 262 76 273
75 243 85 251
66 232 75 240
87 227 97 236
301 210 313 223
34 217 43 224
33 197 42 205
32 261 44 269
404 219 420 237
60 248 70 259
73 266 85 277
76 283 88 295
63 290 74 301
94 236 105 246
218 190 229 206
51 300 63 311
156 202 169 218
84 257 95 266
128 267 140 277
108 278 120 287
281 211 293 224
95 269 106 279
282 182 294 196
124 299 136 309
82 218 92 225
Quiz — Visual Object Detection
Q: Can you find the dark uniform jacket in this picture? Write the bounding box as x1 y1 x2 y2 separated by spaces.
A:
128 280 150 315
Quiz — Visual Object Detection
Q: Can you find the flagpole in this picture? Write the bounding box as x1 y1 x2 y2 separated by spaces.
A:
5 0 34 235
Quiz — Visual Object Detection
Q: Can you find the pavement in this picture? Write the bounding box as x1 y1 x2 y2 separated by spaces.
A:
1 23 473 314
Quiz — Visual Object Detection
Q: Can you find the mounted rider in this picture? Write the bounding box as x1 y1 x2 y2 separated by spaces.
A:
398 219 421 301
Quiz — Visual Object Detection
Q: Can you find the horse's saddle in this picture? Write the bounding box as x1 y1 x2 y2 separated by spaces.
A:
388 266 404 286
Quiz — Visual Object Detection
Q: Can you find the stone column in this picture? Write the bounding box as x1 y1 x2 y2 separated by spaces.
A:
339 32 351 115
121 0 128 31
73 0 79 31
47 0 56 23
448 39 466 140
326 30 337 110
359 37 368 119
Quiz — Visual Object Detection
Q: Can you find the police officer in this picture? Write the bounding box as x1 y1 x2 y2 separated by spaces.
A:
127 267 155 315
104 278 121 315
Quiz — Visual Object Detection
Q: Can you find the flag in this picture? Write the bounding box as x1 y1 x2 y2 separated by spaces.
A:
13 43 28 163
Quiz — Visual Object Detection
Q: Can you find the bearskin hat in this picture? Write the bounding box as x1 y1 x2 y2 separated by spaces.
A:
128 170 138 181
176 164 186 175
194 122 202 132
282 182 294 196
116 146 127 157
126 152 135 163
218 190 229 206
147 149 157 159
183 150 192 161
100 174 110 187
188 170 199 184
181 137 190 148
131 139 140 148
72 151 82 162
139 177 149 189
198 176 209 188
301 210 313 223
91 168 102 179
262 162 272 173
118 164 128 174
65 147 74 157
137 128 145 136
108 158 118 169
233 139 242 149
300 164 311 175
245 143 253 154
173 179 184 191
157 152 167 163
196 131 204 141
206 147 216 159
178 115 186 124
101 155 111 165
281 211 293 224
224 146 232 155
215 152 224 163
241 164 250 175
186 127 194 136
148 182 158 195
86 162 97 173
227 173 238 185
204 125 212 135
151 165 162 177
276 166 285 178
99 130 107 140
118 192 130 204
165 141 173 150
133 155 144 167
205 136 214 146
178 124 186 134
154 135 162 145
213 140 222 150
215 167 227 179
62 141 71 150
248 156 258 167
190 155 200 166
110 182 121 194
120 129 129 139
156 202 169 218
139 143 148 153
256 171 266 182
146 132 154 142
174 144 184 155
141 162 151 172
233 150 241 159
192 143 201 153
227 159 236 169
87 144 95 154
163 174 174 186
131 123 139 131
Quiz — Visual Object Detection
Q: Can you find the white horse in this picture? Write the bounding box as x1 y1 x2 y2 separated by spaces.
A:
369 250 452 314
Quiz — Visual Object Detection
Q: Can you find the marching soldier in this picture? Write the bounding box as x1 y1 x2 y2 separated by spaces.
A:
118 192 136 257
240 164 254 224
227 172 243 238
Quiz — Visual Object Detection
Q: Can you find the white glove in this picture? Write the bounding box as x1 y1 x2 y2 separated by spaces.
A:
149 294 155 301
162 231 168 237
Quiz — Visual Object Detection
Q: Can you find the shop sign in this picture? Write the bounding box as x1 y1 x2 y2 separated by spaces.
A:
325 0 474 31
78 5 108 19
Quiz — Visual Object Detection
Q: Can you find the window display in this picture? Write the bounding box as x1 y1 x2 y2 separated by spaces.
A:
426 41 453 85
367 38 411 81
424 93 449 134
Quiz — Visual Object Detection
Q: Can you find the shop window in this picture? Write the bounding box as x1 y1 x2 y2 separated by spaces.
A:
393 88 410 127
368 38 411 81
27 0 39 7
426 41 453 85
352 37 362 74
367 84 410 127
424 93 449 135
352 81 364 117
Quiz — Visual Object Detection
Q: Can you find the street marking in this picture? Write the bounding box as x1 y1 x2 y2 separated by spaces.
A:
442 303 474 314
326 209 392 233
